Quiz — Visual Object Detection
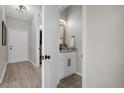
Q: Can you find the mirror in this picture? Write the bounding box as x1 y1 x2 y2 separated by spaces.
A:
59 19 67 50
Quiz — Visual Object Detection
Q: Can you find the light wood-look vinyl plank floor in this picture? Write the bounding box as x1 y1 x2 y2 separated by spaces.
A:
57 74 82 88
0 61 41 88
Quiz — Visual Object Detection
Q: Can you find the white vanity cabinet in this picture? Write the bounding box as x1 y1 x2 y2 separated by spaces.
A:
58 51 76 80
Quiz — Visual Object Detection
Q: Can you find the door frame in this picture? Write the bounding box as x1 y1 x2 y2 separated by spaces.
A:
82 5 87 88
42 5 85 88
36 26 40 67
8 28 28 63
57 5 84 88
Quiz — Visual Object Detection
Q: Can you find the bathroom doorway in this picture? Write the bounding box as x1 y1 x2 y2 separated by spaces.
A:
57 5 82 88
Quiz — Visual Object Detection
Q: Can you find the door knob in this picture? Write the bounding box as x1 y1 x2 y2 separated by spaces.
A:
42 55 50 60
45 55 50 59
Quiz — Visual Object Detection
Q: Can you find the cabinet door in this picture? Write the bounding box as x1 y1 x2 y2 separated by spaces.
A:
64 52 76 77
70 52 76 73
65 54 72 77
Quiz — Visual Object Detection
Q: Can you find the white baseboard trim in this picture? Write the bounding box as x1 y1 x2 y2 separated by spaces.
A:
27 59 39 67
75 72 82 77
8 59 29 63
8 58 39 67
0 63 8 84
57 78 60 85
8 59 39 67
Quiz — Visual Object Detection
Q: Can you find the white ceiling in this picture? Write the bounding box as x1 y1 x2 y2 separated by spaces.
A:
5 5 41 20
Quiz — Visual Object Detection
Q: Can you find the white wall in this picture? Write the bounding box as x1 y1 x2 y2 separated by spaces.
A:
86 5 124 88
28 12 39 66
66 6 82 75
6 16 29 30
60 10 67 21
0 6 8 82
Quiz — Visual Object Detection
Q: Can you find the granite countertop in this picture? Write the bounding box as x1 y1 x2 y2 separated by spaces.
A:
59 48 76 53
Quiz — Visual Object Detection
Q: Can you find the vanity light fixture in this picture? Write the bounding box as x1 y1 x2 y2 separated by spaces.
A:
40 25 42 29
16 5 27 14
59 19 66 25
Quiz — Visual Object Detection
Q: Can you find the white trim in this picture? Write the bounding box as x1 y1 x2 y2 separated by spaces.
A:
0 63 8 83
36 21 40 67
57 79 60 85
75 72 82 77
8 59 39 67
27 59 39 67
8 59 29 63
82 5 87 88
8 28 28 32
42 5 45 88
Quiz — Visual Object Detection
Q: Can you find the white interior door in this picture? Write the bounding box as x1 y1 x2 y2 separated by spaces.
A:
42 5 59 88
8 29 28 63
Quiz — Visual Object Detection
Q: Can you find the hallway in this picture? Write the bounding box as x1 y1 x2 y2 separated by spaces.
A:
0 61 41 88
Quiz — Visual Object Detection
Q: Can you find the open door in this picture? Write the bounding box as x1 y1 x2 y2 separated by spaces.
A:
42 5 59 88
